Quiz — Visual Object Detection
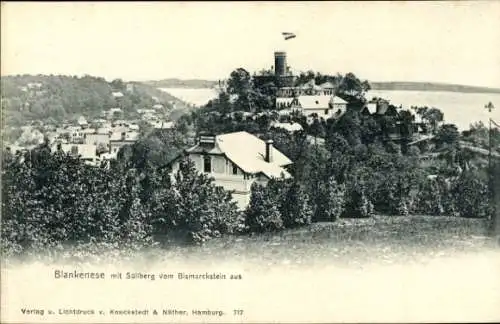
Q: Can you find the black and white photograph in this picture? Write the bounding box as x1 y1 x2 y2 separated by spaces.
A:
1 1 500 323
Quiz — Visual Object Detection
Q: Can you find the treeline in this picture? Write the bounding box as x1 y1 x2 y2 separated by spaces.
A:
0 75 182 127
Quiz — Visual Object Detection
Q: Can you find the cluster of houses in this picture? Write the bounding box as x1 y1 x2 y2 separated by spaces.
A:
275 79 348 124
6 116 142 167
6 80 177 166
6 106 175 167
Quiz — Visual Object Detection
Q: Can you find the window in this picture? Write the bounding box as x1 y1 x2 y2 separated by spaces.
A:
324 109 329 115
232 163 238 175
203 155 211 173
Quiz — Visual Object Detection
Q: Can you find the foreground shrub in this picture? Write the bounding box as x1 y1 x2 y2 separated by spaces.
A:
245 183 284 233
451 172 490 218
280 180 313 228
1 146 157 257
151 157 241 244
414 171 490 218
342 172 374 218
314 176 346 222
414 177 446 215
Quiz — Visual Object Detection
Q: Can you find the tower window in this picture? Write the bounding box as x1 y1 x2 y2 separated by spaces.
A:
203 155 211 173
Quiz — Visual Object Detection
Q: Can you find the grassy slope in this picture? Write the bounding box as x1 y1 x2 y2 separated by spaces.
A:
14 215 495 266
195 215 494 265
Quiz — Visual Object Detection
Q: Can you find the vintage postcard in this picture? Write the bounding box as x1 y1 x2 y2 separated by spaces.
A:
1 1 500 323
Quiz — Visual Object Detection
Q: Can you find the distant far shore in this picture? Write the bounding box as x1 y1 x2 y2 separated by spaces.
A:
144 78 500 94
370 82 500 94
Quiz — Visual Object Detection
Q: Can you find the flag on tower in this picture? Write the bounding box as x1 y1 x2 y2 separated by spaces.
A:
282 32 296 40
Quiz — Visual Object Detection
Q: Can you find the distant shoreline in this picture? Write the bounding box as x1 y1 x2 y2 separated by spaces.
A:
145 79 500 94
370 82 500 94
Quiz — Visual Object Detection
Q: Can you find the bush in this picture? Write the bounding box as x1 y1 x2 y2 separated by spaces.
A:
151 157 241 244
280 181 313 228
314 176 346 222
343 186 374 218
415 177 449 216
245 183 284 233
451 172 490 218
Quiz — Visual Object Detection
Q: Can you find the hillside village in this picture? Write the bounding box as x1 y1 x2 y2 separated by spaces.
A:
3 80 176 167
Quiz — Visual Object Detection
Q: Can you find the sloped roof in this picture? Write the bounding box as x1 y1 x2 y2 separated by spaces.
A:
297 95 332 109
319 81 335 89
331 96 348 104
365 102 377 114
186 131 292 179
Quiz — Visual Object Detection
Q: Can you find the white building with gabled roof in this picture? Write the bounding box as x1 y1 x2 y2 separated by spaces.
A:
292 95 347 122
170 131 292 209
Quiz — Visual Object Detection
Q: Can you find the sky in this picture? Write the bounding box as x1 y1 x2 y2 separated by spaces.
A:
2 1 500 88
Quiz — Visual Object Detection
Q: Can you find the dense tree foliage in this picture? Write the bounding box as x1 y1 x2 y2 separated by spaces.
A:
1 147 241 257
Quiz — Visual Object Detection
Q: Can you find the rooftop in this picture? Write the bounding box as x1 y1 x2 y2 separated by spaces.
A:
186 131 292 179
297 95 332 109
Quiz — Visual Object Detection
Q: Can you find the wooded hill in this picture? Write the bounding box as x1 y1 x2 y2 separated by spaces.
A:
0 75 190 126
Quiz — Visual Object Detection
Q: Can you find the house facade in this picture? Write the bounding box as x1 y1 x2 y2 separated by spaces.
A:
109 131 139 154
53 144 100 166
84 133 110 147
170 131 292 209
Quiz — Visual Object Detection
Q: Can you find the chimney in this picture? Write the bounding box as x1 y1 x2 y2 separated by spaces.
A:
199 133 216 149
265 139 274 163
